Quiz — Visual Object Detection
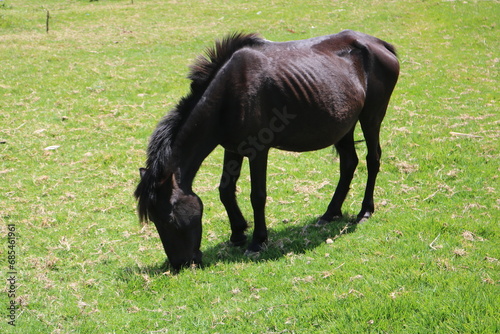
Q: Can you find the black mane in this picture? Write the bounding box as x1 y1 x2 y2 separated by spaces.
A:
134 32 264 222
188 32 264 91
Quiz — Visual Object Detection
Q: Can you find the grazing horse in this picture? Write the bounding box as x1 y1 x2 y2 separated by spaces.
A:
134 30 399 270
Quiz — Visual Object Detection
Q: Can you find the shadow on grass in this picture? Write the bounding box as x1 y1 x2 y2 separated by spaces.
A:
204 216 358 265
119 216 358 278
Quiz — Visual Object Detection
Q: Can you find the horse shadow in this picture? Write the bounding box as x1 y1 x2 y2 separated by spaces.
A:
120 216 358 278
204 216 358 265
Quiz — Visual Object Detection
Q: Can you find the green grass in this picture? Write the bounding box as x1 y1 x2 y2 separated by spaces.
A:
1 0 499 332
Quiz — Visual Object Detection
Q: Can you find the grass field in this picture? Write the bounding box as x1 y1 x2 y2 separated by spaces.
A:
1 0 499 332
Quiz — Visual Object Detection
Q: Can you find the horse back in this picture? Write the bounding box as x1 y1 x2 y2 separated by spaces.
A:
221 30 398 106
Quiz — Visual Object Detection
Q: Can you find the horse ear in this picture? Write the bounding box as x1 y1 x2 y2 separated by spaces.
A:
139 168 147 179
169 174 182 207
171 174 179 189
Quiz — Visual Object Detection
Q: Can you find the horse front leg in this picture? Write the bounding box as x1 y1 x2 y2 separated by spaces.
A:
219 150 248 246
319 127 358 224
247 150 269 253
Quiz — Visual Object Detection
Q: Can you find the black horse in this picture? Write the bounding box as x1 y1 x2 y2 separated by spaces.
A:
135 30 399 270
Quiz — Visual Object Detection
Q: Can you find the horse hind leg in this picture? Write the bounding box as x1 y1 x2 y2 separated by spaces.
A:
219 150 247 246
318 127 358 224
357 109 385 223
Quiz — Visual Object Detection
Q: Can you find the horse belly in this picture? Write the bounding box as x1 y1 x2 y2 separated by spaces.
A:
267 81 364 152
272 108 360 152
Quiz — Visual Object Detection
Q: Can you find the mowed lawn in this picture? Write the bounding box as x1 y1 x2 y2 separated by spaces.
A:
0 0 498 333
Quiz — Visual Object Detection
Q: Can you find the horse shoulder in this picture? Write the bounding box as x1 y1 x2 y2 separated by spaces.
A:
215 47 271 106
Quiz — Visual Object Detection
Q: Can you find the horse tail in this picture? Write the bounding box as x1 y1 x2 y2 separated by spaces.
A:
383 41 397 58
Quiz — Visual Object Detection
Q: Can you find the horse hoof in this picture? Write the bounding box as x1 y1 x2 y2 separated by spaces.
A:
244 249 260 258
246 239 266 254
230 235 247 247
316 215 342 226
356 212 372 223
316 219 330 226
231 240 247 247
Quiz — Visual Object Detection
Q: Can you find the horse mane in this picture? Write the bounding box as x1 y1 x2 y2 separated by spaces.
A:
134 32 265 222
188 32 264 91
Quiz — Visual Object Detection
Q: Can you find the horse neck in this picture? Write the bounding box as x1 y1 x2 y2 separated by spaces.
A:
172 96 220 193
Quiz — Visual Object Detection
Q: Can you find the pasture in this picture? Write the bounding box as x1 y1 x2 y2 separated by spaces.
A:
1 0 498 332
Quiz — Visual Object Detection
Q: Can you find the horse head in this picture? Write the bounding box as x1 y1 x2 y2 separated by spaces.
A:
136 168 203 271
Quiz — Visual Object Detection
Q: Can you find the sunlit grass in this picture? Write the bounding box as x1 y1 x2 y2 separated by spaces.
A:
0 0 498 332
